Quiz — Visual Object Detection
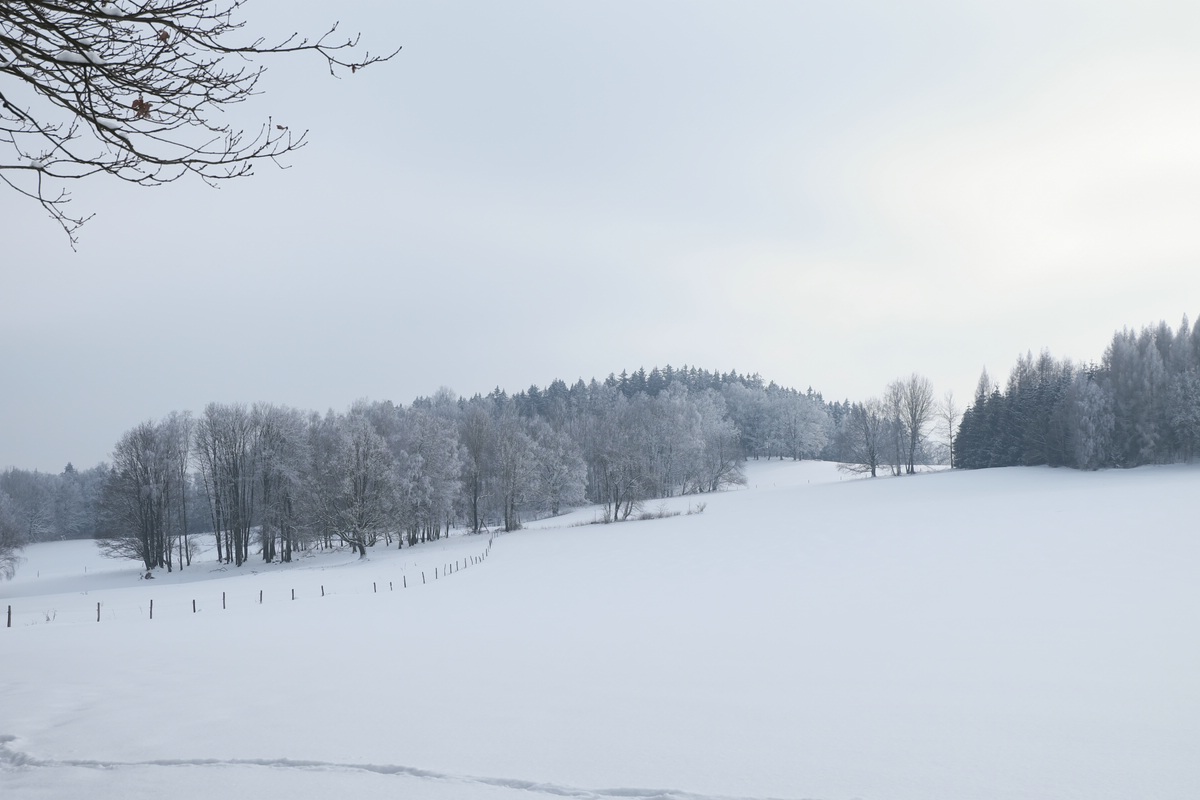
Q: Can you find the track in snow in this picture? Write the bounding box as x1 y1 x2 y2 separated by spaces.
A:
0 735 807 800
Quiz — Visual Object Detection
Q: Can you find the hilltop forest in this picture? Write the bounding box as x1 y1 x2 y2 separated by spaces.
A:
5 315 1199 578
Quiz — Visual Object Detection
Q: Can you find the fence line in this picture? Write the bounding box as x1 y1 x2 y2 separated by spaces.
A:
5 534 494 629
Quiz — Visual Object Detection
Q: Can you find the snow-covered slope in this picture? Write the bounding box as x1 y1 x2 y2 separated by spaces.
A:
3 461 1198 800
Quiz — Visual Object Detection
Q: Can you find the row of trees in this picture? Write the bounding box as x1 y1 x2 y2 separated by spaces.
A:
3 364 954 579
954 317 1200 470
0 462 109 579
93 372 823 573
821 374 946 477
0 463 108 540
20 313 1194 578
97 400 462 572
500 365 830 462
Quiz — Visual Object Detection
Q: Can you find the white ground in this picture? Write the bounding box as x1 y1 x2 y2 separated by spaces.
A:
2 460 1198 800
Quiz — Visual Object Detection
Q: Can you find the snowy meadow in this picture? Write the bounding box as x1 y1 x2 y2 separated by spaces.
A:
3 460 1198 800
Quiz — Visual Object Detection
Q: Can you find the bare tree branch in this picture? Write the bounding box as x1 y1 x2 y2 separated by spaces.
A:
0 0 399 246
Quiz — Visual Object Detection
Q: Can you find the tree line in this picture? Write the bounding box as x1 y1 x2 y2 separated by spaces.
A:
0 462 108 578
821 374 948 477
9 367 833 575
954 317 1200 470
2 364 960 578
13 311 1186 579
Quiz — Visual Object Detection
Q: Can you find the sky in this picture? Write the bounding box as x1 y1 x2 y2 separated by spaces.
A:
4 0 1200 472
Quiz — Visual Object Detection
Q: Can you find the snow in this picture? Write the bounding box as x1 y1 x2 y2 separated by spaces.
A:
3 461 1199 800
53 50 108 66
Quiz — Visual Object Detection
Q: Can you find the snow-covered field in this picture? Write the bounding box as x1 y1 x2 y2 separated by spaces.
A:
3 460 1198 800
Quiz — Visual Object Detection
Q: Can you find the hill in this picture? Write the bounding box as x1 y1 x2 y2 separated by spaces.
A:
3 460 1198 799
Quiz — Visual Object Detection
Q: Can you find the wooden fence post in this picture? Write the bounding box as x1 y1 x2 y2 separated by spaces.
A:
6 604 10 628
259 589 263 604
291 589 295 601
321 585 325 597
192 599 196 613
97 602 101 622
150 599 153 620
222 591 226 610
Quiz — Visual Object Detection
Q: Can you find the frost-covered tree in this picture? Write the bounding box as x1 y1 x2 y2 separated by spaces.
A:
394 403 462 543
635 385 691 497
493 412 537 531
159 410 193 566
42 362 870 558
693 389 744 492
0 467 55 542
528 419 586 516
306 411 396 557
768 387 828 462
0 490 25 579
339 413 397 555
721 381 772 458
98 418 189 571
1167 369 1200 461
458 398 495 532
0 464 106 543
897 374 935 474
579 384 648 522
842 399 888 478
297 409 341 550
254 403 307 562
0 0 397 244
1069 372 1114 470
1106 330 1166 466
52 463 88 538
954 317 1200 471
194 402 259 566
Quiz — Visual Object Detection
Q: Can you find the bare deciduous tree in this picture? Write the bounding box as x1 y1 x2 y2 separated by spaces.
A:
0 0 397 244
841 399 888 478
939 389 961 468
899 373 935 474
194 402 259 567
99 419 189 572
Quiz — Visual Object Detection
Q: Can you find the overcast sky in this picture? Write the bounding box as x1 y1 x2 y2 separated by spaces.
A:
4 0 1200 472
